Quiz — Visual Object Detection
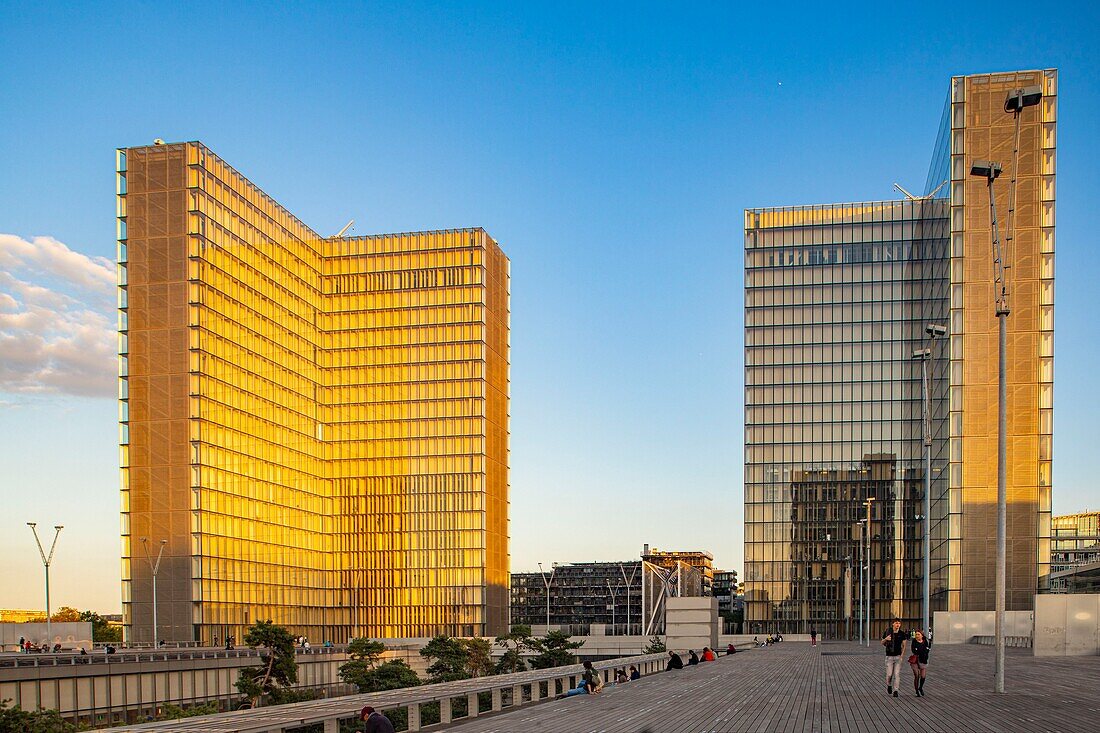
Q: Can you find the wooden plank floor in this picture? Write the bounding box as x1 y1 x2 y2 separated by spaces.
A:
443 642 1100 733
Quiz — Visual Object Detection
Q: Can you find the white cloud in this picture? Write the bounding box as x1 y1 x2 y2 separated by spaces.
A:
0 234 117 398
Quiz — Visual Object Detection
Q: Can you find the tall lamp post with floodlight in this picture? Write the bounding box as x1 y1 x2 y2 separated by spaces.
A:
537 562 558 629
969 81 1041 696
27 523 63 645
141 537 168 646
913 323 947 637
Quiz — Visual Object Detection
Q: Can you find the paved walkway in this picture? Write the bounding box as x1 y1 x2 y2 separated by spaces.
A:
444 642 1100 733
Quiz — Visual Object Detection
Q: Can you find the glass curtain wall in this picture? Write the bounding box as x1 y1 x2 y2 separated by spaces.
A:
743 200 949 639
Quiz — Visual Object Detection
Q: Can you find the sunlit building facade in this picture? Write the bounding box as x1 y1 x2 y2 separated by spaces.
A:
744 69 1056 637
118 141 509 644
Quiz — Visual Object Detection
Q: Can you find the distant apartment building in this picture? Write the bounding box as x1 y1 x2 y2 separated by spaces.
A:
0 610 47 623
118 141 510 644
510 561 642 633
744 70 1057 638
712 570 739 619
643 548 715 595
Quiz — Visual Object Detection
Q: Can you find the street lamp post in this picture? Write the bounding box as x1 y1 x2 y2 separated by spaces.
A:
537 562 557 629
864 497 875 644
967 84 1042 695
857 519 866 645
844 554 853 642
914 324 946 637
607 579 616 633
27 523 64 646
141 537 168 646
619 562 638 635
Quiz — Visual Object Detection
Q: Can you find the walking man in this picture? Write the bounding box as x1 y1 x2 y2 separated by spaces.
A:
810 626 818 647
881 619 907 698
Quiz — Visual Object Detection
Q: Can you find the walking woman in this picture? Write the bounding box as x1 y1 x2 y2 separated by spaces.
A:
909 630 931 696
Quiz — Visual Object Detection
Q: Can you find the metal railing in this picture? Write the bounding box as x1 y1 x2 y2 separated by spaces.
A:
972 635 1031 649
0 645 347 669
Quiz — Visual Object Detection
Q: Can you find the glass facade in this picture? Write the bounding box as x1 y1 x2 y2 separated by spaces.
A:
743 69 1056 637
119 142 509 644
744 200 950 638
1049 513 1100 591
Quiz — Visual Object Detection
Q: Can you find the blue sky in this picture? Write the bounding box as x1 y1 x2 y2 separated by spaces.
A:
1 1 1097 614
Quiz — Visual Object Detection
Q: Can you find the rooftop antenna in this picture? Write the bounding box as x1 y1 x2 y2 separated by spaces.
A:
334 220 355 238
893 179 948 201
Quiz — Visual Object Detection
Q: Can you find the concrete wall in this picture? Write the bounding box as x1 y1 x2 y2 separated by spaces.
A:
665 597 718 653
1034 594 1100 656
932 610 1033 644
1 622 93 651
0 649 353 726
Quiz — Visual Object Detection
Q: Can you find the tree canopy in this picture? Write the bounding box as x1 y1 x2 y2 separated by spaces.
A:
339 637 422 693
79 610 122 642
494 624 534 674
419 635 495 682
0 700 81 733
528 630 584 669
420 635 471 682
235 620 298 705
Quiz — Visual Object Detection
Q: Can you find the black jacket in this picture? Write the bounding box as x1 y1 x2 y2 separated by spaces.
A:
364 712 396 733
667 653 684 670
911 639 931 664
882 630 907 656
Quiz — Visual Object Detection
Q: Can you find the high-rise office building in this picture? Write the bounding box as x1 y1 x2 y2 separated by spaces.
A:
743 70 1056 638
117 141 509 644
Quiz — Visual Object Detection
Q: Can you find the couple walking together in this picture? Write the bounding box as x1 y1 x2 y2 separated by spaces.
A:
882 619 931 697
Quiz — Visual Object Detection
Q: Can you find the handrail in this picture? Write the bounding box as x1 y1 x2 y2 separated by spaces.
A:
113 651 675 732
0 646 346 669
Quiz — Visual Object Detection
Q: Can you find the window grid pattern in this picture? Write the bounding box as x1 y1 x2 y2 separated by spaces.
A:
743 200 949 639
120 142 509 644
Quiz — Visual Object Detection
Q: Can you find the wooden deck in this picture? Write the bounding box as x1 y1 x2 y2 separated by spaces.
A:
444 642 1100 733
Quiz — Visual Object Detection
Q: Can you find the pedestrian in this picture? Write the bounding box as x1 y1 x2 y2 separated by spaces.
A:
702 647 716 662
581 660 603 694
213 635 219 648
629 665 640 680
810 626 818 646
615 668 628 683
18 637 25 653
666 650 684 670
688 649 700 665
726 643 737 655
909 630 931 697
360 705 396 733
881 619 907 698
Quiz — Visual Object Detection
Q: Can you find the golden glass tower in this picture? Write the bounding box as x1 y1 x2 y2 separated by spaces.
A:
743 69 1055 636
117 141 509 643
